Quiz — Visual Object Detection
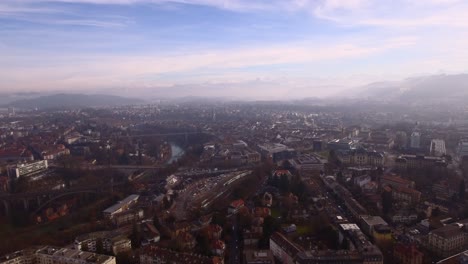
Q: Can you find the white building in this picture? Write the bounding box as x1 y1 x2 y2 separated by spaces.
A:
1 247 115 264
430 139 447 157
102 194 139 219
7 160 48 179
74 231 131 255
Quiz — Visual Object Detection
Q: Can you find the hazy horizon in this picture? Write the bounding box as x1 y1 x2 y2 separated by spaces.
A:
1 0 468 99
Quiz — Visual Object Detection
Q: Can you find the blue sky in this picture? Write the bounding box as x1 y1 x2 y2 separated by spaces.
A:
1 0 467 99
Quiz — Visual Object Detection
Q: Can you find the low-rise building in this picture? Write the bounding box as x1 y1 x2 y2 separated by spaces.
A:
0 249 36 264
269 232 302 264
328 139 358 151
74 231 131 255
428 219 468 257
139 246 222 264
360 216 389 238
392 186 422 204
39 144 70 160
433 180 458 201
111 208 144 226
380 175 415 190
288 154 325 172
102 194 139 219
363 130 394 150
0 246 115 264
391 210 418 224
243 230 262 247
243 250 274 264
337 148 384 167
395 155 447 170
296 250 363 264
257 143 296 163
393 243 424 264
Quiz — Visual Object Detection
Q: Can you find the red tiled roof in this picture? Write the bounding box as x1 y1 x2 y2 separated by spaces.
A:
211 240 225 250
230 199 244 208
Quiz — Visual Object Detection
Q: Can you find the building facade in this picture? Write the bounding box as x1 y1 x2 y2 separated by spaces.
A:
7 160 48 179
1 247 115 264
428 220 468 257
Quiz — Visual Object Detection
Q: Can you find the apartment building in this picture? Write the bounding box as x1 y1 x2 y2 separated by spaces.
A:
102 194 139 219
269 232 302 264
428 219 468 257
0 247 115 264
395 155 446 170
7 160 48 179
74 231 131 255
337 148 384 167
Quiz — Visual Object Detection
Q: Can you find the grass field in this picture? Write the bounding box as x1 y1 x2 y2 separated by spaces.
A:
271 208 281 218
296 224 313 235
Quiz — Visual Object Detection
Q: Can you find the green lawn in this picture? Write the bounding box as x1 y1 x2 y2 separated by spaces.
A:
271 208 281 218
317 151 329 160
296 225 313 235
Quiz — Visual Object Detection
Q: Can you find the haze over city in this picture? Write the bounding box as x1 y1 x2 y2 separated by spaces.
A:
1 0 468 99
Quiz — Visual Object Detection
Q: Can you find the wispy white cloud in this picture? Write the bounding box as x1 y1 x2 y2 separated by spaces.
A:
7 0 468 29
0 1 131 27
1 0 467 97
0 35 417 93
5 0 468 29
311 0 468 28
7 0 276 12
0 3 60 16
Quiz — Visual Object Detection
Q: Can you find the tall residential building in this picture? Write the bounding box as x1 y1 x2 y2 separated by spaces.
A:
410 132 421 149
395 131 408 149
430 139 446 157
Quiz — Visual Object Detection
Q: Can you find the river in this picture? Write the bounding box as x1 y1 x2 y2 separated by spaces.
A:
167 143 185 164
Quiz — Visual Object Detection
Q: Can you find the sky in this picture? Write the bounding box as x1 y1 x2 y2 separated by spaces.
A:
1 0 468 99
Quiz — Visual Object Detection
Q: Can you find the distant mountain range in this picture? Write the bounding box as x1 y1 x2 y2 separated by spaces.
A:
355 74 468 104
3 74 467 109
7 93 144 109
